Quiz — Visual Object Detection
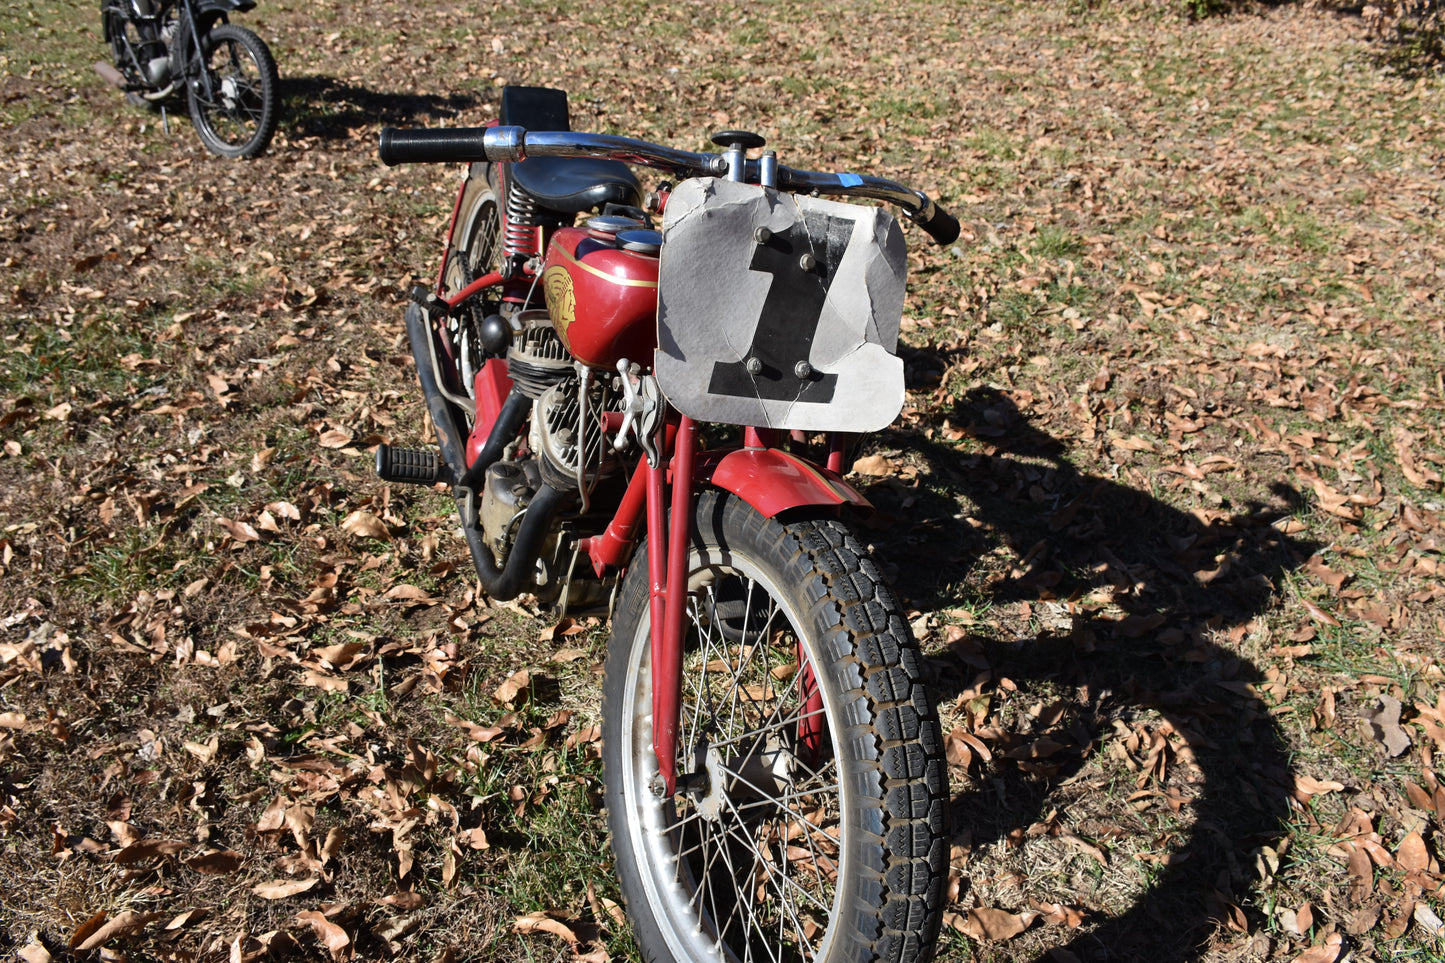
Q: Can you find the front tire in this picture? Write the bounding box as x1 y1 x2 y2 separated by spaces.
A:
186 23 278 159
602 491 948 963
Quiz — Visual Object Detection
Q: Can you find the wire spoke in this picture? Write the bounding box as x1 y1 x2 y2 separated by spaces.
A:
638 543 850 962
716 810 833 917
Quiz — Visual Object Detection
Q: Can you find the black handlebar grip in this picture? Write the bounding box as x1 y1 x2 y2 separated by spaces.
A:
916 204 961 247
378 126 492 166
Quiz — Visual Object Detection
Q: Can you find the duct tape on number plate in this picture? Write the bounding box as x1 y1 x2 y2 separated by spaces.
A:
655 178 907 433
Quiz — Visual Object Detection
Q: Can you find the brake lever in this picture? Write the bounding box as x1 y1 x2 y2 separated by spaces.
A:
614 359 665 467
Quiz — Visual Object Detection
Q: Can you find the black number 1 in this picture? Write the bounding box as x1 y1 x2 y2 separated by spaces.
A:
707 209 853 404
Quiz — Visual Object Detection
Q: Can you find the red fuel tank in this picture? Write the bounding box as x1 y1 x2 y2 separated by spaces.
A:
540 219 660 369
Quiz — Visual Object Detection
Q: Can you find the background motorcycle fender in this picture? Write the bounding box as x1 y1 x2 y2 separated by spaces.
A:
696 448 871 518
193 0 258 12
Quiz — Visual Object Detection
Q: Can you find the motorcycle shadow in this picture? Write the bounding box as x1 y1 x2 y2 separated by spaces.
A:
279 75 481 140
863 386 1317 963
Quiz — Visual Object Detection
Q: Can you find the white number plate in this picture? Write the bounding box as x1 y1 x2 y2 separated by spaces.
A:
655 178 907 433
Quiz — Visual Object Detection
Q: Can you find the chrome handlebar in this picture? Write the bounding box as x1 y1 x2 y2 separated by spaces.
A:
378 125 960 245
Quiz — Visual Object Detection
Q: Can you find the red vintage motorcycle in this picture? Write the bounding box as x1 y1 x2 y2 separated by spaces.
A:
377 86 959 963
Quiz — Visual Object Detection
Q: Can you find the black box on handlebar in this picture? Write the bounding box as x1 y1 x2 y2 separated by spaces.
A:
501 86 571 132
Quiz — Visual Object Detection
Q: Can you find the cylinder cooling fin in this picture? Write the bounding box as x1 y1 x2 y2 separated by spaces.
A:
507 320 573 399
533 375 612 492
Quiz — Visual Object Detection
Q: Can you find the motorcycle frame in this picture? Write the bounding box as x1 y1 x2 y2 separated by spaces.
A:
428 166 863 793
106 0 255 96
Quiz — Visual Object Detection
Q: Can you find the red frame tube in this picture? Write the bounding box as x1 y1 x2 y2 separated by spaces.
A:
446 270 506 309
797 645 824 762
579 462 648 576
827 431 850 475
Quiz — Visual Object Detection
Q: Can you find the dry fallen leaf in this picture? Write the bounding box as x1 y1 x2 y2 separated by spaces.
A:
113 838 190 865
513 911 579 943
164 909 208 931
17 942 52 963
69 911 108 950
1290 933 1343 963
1294 774 1346 799
254 877 320 900
1415 902 1445 938
384 584 437 605
494 669 533 707
75 911 162 951
948 906 1039 941
296 911 353 961
1300 599 1341 627
186 850 244 875
340 510 390 540
216 517 262 543
1346 845 1374 902
1396 830 1432 874
1369 696 1412 758
378 890 427 911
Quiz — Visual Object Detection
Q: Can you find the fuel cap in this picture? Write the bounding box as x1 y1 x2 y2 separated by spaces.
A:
617 229 662 255
586 215 643 236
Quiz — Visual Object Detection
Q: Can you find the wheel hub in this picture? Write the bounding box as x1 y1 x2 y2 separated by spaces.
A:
688 732 798 823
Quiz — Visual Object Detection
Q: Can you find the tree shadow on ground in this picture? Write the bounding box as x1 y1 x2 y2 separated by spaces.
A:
279 75 485 140
864 386 1318 962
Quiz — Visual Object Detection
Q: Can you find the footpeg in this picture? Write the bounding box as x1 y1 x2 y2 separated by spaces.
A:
375 444 442 485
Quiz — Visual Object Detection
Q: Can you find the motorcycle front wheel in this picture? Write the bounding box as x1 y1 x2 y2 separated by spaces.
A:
186 23 278 159
602 491 948 963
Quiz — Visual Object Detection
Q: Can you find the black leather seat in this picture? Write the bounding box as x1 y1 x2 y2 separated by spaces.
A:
500 84 642 215
510 155 642 215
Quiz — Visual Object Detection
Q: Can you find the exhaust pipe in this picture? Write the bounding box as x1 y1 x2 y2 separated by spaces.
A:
404 300 570 602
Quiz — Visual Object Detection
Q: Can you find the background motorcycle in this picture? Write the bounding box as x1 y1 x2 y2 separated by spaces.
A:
96 0 279 158
377 85 960 963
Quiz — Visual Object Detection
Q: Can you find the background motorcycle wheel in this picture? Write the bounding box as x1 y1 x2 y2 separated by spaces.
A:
602 490 949 963
186 23 278 159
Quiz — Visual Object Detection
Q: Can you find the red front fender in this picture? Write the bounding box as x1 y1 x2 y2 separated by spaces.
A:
696 448 871 518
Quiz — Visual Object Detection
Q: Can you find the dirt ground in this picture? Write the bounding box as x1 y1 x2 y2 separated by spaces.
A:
2 1 1444 961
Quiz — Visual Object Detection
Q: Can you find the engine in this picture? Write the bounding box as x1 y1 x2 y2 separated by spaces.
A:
476 313 620 611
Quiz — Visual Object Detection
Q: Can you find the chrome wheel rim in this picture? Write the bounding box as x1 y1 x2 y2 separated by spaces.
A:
618 547 850 963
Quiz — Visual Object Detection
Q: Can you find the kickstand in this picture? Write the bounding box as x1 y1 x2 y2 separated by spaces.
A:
161 104 170 136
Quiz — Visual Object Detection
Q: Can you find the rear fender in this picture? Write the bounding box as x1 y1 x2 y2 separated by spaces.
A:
697 448 870 518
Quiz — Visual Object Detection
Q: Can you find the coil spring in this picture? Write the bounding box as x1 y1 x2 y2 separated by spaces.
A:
504 183 539 260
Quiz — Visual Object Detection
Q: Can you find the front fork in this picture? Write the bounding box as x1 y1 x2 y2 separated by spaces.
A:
641 419 829 792
648 416 697 796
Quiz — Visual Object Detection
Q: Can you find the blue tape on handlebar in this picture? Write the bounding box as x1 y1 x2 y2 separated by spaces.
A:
838 173 863 187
